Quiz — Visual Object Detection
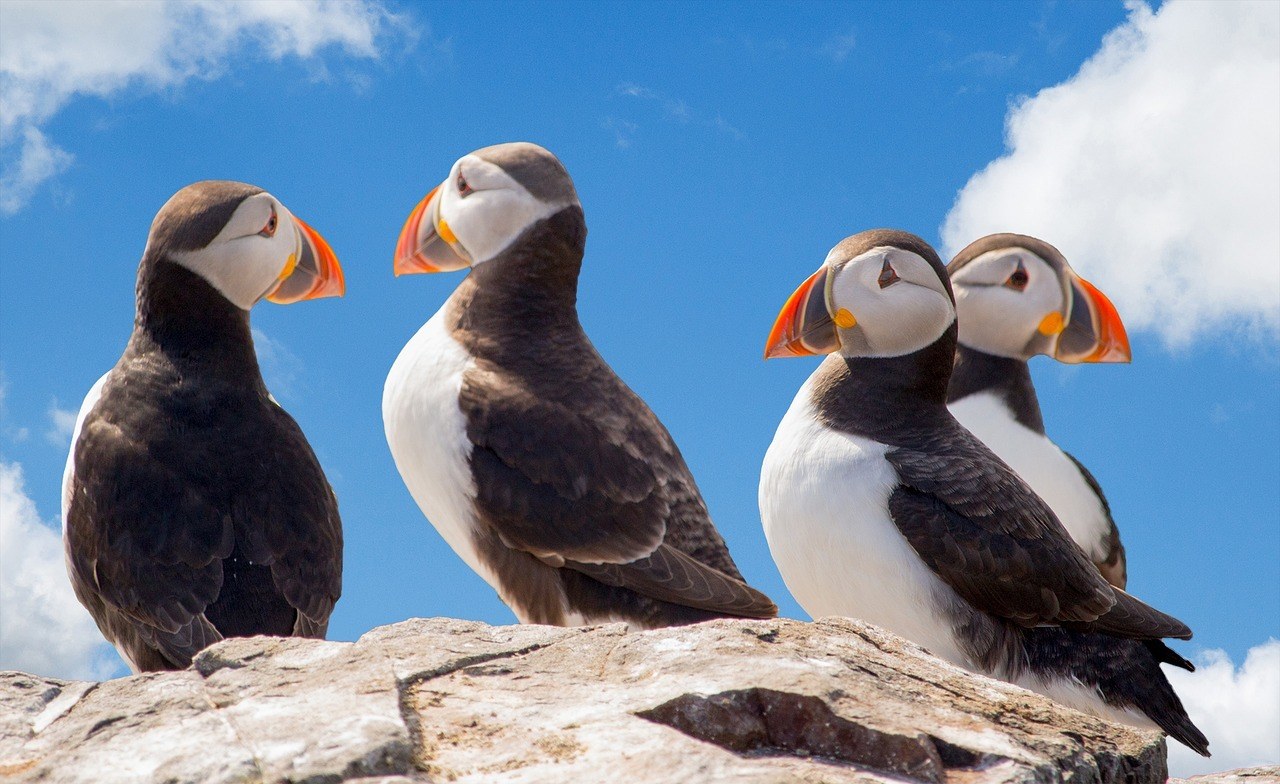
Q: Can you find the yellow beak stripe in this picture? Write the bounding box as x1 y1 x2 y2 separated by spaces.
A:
438 217 459 245
1038 311 1065 335
279 252 298 281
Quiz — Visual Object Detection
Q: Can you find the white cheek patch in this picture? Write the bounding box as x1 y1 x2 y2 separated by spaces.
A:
168 195 294 310
833 248 956 358
438 155 576 265
953 251 1064 358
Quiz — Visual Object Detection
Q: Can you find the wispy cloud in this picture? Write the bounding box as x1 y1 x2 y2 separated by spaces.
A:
957 50 1020 76
614 82 744 143
942 0 1280 347
0 127 73 214
1167 641 1280 776
0 458 121 680
819 29 857 63
714 29 862 64
601 117 638 149
252 327 304 401
45 398 77 447
0 371 30 443
711 33 790 58
0 0 418 214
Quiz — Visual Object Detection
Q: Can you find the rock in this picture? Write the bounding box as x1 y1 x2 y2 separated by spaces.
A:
1172 768 1280 784
0 617 1175 783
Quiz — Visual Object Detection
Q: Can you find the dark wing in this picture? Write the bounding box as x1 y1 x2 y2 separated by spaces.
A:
1063 450 1128 589
460 364 775 619
232 401 343 633
65 408 234 667
568 545 776 617
65 386 341 668
885 427 1186 638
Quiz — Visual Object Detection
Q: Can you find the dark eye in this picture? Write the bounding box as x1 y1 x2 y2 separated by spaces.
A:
1005 260 1029 291
456 171 474 197
877 259 900 289
259 207 278 238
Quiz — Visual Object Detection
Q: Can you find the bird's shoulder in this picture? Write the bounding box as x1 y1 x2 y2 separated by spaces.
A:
883 416 1117 627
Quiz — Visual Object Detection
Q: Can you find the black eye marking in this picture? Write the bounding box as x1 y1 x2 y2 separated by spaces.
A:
457 171 474 197
1005 259 1029 291
259 206 278 238
877 258 900 289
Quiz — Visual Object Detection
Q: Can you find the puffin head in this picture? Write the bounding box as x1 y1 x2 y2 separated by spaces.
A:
947 234 1130 364
764 229 956 361
393 142 581 275
145 180 344 310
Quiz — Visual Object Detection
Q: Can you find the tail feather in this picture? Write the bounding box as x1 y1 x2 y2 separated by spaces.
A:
1071 587 1192 640
1022 628 1209 757
1145 639 1195 673
1162 707 1211 758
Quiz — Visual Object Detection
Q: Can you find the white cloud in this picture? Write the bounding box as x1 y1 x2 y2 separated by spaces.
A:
0 126 72 214
1167 641 1280 777
0 459 121 680
44 399 77 447
942 0 1280 346
0 0 413 213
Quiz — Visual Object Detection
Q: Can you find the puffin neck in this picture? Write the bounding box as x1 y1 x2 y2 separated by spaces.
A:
132 257 260 370
447 207 587 350
810 327 958 443
948 344 1045 434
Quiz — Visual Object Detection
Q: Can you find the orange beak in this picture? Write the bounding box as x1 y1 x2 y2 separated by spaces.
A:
266 216 345 304
394 185 471 276
1055 273 1132 364
764 266 841 359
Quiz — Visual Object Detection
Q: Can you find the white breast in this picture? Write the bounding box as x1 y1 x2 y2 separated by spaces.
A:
949 392 1111 563
383 307 500 591
759 377 971 667
61 371 111 531
1017 673 1156 730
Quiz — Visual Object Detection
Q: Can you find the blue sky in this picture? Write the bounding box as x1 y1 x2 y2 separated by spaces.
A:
1 1 1277 772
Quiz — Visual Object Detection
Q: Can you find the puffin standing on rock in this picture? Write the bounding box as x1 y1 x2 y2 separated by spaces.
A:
62 181 346 672
758 229 1207 754
947 233 1131 587
383 142 776 628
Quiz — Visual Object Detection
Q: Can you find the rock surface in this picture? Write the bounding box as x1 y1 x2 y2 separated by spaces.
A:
0 617 1176 783
1172 768 1280 784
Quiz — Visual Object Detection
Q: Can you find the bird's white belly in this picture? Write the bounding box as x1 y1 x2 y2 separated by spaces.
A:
949 392 1110 562
383 308 500 592
1017 673 1156 730
61 371 111 530
759 385 969 667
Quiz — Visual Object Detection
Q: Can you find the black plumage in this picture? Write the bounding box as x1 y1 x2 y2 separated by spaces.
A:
794 229 1204 754
810 346 1185 640
1022 631 1207 755
948 344 1129 587
448 207 775 627
64 183 341 671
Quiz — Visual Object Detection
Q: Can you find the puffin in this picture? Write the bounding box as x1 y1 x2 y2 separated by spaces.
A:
62 180 346 672
947 233 1130 587
383 142 776 628
758 229 1207 755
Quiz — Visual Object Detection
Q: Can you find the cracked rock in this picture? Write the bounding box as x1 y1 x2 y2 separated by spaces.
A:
0 616 1188 783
